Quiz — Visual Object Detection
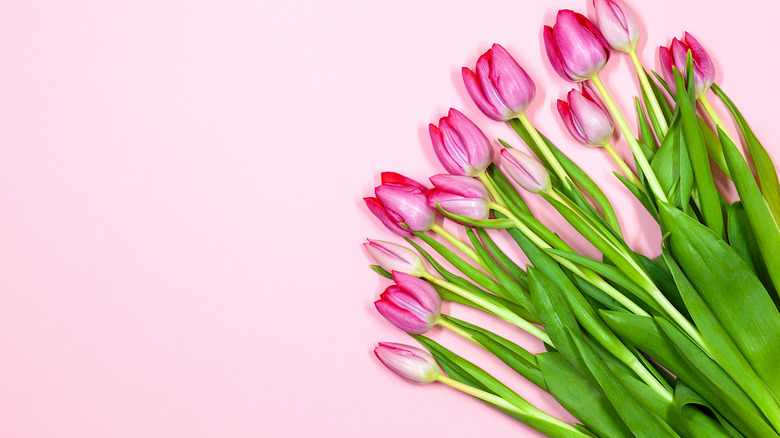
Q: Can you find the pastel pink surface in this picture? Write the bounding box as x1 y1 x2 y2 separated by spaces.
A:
0 1 775 437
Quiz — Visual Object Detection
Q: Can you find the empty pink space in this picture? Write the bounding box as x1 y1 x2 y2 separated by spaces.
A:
0 0 775 437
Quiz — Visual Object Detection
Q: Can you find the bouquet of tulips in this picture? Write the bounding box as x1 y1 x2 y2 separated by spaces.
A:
362 1 780 437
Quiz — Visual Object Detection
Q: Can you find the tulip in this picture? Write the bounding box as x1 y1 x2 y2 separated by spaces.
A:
429 109 493 177
462 43 536 122
557 85 614 147
426 174 491 220
375 271 441 334
365 172 436 235
593 0 640 53
500 149 551 193
374 342 440 384
544 10 611 82
659 32 715 99
364 239 426 277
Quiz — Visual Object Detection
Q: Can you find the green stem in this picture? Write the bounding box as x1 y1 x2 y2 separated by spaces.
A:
430 223 489 270
629 50 669 136
699 94 733 142
591 75 668 204
422 272 553 346
478 172 505 206
604 142 643 189
517 113 570 186
437 317 484 348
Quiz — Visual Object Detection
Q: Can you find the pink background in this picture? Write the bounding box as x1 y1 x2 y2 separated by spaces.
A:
0 0 775 436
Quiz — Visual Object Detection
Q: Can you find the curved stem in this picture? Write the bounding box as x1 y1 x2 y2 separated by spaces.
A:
430 223 488 270
517 113 570 186
422 272 553 346
478 172 505 206
629 50 669 136
437 317 484 348
604 142 643 189
699 94 733 141
591 75 668 204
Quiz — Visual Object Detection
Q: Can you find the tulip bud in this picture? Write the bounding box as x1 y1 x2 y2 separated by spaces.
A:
557 85 614 147
375 271 441 334
462 43 536 122
500 149 551 193
372 173 436 234
426 174 491 220
593 0 639 53
544 10 611 82
374 342 440 384
659 32 715 99
429 109 493 177
364 239 426 277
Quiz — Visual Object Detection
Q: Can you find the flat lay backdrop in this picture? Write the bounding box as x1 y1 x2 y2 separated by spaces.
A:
0 1 776 437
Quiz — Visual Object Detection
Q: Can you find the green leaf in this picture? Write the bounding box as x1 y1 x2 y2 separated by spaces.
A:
487 162 533 217
673 382 743 438
436 205 514 229
371 264 392 279
616 172 659 220
635 97 659 153
475 228 528 288
727 201 776 298
646 69 674 123
713 83 780 224
697 117 730 177
720 128 780 300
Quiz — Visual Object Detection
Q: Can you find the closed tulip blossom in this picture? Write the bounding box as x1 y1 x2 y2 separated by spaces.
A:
426 174 491 221
500 149 551 194
374 342 440 384
364 172 436 236
557 86 614 147
375 271 441 334
659 32 715 99
429 109 493 177
544 10 611 82
593 0 639 53
462 43 536 122
364 239 426 277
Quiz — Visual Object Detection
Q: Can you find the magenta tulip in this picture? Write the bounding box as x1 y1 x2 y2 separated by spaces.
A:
659 32 715 99
462 43 536 121
593 0 639 53
375 271 441 334
557 86 614 147
374 342 440 384
426 174 491 220
364 239 426 277
364 172 434 237
429 109 493 177
544 10 611 82
500 149 551 193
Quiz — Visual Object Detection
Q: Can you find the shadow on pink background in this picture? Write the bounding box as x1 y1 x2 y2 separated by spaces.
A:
0 0 775 436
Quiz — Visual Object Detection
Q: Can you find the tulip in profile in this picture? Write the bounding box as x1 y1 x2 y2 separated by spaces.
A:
557 86 614 147
427 174 491 221
364 172 436 236
593 0 639 53
364 239 426 277
429 109 493 177
659 32 715 99
544 10 611 82
374 342 440 384
462 43 536 121
375 271 441 334
500 149 551 193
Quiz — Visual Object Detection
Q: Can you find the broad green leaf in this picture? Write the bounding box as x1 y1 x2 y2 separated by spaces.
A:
697 117 730 177
727 201 776 299
673 382 743 438
475 228 528 288
636 253 690 321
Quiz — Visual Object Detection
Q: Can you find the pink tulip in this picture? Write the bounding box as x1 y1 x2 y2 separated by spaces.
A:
375 272 441 334
544 10 611 82
557 86 614 147
462 43 536 121
374 342 440 384
364 239 426 277
593 0 639 53
659 32 715 99
429 109 493 177
367 172 436 235
426 174 491 220
500 149 551 193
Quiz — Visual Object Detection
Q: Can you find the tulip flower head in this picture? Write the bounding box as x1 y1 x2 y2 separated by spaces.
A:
429 109 493 177
374 342 440 384
365 172 436 236
375 271 441 334
593 0 640 53
557 85 614 147
462 43 536 122
544 10 611 82
427 174 491 221
659 32 715 100
500 148 551 194
364 239 426 277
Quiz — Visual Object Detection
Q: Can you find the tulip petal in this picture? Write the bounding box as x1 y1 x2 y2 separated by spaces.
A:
552 10 610 81
429 174 489 199
500 148 551 193
476 51 511 117
658 46 676 88
489 43 535 116
446 108 493 175
375 184 436 232
374 342 439 384
392 271 441 314
375 300 431 334
363 197 413 237
380 171 428 191
462 67 504 121
558 99 588 145
429 123 467 176
544 25 570 81
568 89 614 146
